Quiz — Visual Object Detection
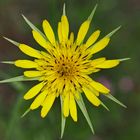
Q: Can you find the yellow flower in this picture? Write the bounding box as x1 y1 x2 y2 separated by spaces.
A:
1 4 129 138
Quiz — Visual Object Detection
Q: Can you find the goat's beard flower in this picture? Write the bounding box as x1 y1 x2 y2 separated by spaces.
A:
1 4 129 137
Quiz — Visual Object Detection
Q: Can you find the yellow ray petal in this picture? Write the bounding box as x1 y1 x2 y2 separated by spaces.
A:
58 22 62 43
63 93 70 117
24 71 43 77
30 90 47 110
41 93 56 118
95 60 120 68
70 93 77 122
82 87 101 106
85 30 100 48
91 57 106 66
19 44 42 58
24 82 45 100
61 15 69 42
15 60 38 68
32 30 52 51
70 32 74 45
90 80 110 94
42 20 56 45
76 20 90 46
89 37 110 55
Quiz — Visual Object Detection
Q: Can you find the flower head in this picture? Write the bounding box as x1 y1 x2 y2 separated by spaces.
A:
1 4 129 137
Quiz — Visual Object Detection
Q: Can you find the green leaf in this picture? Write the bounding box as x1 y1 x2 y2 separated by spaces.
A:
21 108 30 118
76 94 94 134
106 26 121 38
105 94 127 108
1 61 14 64
22 15 47 40
0 75 39 83
101 101 110 111
60 96 66 139
3 36 20 47
88 4 98 21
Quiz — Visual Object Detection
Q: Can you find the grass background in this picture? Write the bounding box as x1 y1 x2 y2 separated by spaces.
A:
0 0 140 140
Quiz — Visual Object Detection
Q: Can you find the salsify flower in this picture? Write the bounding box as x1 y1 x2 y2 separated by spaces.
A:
0 4 129 138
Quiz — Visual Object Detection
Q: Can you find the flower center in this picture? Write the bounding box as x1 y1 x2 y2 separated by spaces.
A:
60 63 71 76
54 56 79 78
57 62 75 77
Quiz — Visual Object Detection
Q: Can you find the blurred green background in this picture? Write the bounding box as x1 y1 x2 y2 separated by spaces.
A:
0 0 140 140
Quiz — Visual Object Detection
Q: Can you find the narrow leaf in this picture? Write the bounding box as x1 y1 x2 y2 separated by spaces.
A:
3 37 20 47
21 108 30 118
60 96 66 139
106 26 121 38
105 94 127 108
22 15 47 40
0 75 38 83
88 4 98 21
76 94 94 134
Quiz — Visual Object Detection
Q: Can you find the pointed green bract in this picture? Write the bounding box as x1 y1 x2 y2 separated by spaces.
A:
88 4 98 21
105 94 127 108
119 58 131 62
60 97 66 139
0 75 38 83
87 26 121 58
101 102 110 111
1 61 14 64
21 108 30 118
76 94 94 134
106 26 121 38
63 3 66 16
22 15 47 40
3 37 20 47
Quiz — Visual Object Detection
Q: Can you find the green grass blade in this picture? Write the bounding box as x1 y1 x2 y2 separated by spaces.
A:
0 75 38 83
3 36 20 47
60 96 66 139
105 94 127 108
22 15 47 39
76 94 94 134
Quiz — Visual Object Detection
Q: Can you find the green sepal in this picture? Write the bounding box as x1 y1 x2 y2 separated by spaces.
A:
63 3 66 16
105 94 127 108
0 75 39 83
21 108 30 118
88 4 98 21
88 26 122 58
22 15 47 40
119 58 131 62
60 96 66 139
101 101 110 111
1 61 14 64
3 36 20 47
106 26 121 38
76 94 95 134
